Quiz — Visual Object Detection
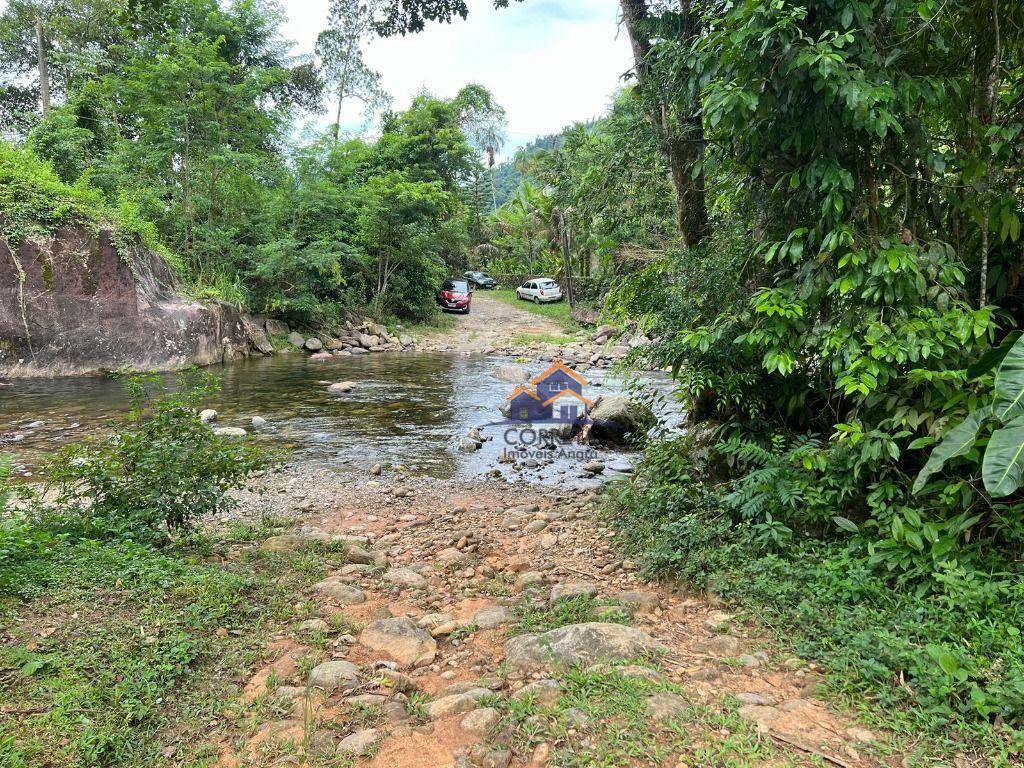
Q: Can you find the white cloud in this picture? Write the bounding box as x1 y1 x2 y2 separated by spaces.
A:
280 0 631 153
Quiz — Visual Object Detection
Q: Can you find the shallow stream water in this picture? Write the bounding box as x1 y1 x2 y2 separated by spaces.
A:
0 352 681 486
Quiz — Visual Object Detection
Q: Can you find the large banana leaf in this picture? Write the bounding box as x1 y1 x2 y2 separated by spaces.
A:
994 334 1024 421
913 406 991 494
982 414 1024 497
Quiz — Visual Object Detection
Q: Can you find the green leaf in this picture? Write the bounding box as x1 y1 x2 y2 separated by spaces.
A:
994 334 1024 421
912 407 992 493
967 331 1022 380
982 414 1024 497
833 515 859 533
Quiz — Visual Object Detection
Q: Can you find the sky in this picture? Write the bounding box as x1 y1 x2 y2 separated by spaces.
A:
281 0 632 155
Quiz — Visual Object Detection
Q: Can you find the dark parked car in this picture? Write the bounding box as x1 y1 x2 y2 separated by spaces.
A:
463 270 497 289
437 278 472 314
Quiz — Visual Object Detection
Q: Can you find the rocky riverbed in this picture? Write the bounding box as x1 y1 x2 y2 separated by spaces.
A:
212 469 887 768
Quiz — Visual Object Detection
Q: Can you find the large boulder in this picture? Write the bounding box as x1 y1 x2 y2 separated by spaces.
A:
265 318 290 337
504 623 663 673
242 314 274 355
582 396 655 444
0 225 253 377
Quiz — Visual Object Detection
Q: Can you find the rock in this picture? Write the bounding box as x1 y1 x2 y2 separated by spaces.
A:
288 331 306 348
359 618 437 668
313 577 366 605
472 606 513 629
461 707 499 737
370 463 383 476
345 545 375 565
213 427 246 437
610 590 660 615
583 396 655 444
251 416 267 429
299 618 330 633
199 408 218 424
336 729 379 757
583 460 606 474
505 623 663 673
399 334 413 346
515 571 544 590
646 692 688 721
0 225 255 377
693 635 746 657
328 381 356 394
417 612 455 630
592 324 620 342
523 519 548 534
304 337 324 352
511 679 561 708
469 745 512 768
358 333 379 349
495 365 528 383
309 351 333 361
266 318 290 336
458 437 482 453
425 687 491 719
549 581 598 605
383 568 428 590
308 660 360 693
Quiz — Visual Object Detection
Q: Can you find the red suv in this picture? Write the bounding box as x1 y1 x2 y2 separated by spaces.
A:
437 278 472 314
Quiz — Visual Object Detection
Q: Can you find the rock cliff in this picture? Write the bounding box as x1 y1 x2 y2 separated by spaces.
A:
0 225 253 377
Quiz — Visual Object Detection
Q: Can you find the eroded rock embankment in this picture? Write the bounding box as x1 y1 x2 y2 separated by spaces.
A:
0 225 254 378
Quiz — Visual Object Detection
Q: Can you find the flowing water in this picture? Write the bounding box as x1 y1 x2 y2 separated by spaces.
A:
0 352 682 485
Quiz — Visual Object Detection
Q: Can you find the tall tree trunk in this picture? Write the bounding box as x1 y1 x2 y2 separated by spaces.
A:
34 16 50 116
974 0 1001 307
619 0 709 248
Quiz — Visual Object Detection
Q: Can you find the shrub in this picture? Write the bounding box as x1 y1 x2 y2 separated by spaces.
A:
47 372 270 543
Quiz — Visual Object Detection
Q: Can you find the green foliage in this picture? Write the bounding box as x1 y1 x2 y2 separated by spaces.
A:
608 443 1024 749
916 335 1024 498
47 372 270 543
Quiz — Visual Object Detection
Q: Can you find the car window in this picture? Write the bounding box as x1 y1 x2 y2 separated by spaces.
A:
525 281 536 289
443 279 469 292
538 280 557 288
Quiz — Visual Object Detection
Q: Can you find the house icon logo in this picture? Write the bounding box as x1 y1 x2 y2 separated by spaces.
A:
503 362 594 424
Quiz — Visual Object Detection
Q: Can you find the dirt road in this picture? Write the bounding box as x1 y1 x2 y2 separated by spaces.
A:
418 293 565 353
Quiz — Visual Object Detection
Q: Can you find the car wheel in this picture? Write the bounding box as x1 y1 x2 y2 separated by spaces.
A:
533 296 541 304
463 307 471 315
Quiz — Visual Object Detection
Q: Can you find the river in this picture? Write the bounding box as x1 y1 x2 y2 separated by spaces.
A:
0 351 682 486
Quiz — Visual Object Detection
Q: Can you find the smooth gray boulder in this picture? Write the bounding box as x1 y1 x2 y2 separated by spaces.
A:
582 396 655 444
504 622 663 673
359 617 437 668
308 660 360 692
313 577 366 605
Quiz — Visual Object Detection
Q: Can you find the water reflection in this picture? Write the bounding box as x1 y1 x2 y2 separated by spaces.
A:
1 352 680 483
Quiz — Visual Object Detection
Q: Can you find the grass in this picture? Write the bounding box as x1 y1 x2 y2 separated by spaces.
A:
512 594 633 634
491 289 580 331
0 515 352 768
494 662 807 768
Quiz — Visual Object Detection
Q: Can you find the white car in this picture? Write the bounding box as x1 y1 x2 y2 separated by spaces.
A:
516 278 563 304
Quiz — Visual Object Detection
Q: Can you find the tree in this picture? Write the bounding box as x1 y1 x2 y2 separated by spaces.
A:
454 83 507 209
619 0 708 248
316 0 390 140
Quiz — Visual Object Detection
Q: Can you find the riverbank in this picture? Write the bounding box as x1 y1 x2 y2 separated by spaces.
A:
0 296 929 768
2 467 898 768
